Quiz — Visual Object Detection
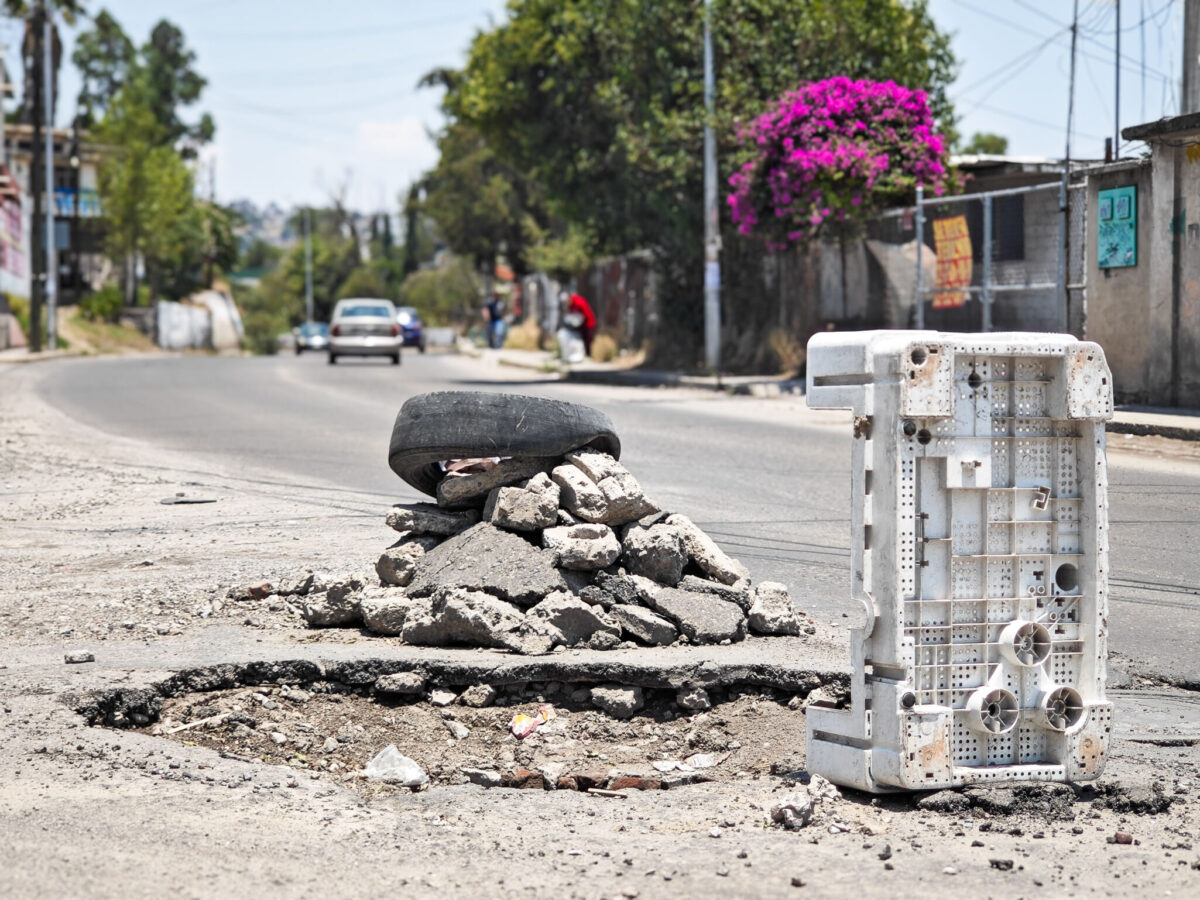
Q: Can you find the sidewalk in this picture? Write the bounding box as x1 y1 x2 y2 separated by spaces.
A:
469 340 1200 440
0 347 84 365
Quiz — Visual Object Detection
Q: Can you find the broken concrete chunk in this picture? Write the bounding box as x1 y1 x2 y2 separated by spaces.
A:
596 470 659 525
376 542 426 587
429 688 458 707
649 587 746 644
551 464 608 523
386 503 480 536
528 590 619 645
64 651 94 664
579 585 615 609
588 630 621 650
769 790 815 829
666 514 750 585
593 572 645 606
557 508 579 526
608 603 678 646
361 594 428 636
374 671 426 694
676 686 711 710
677 574 753 612
748 581 801 636
458 684 497 708
435 457 554 509
301 578 364 628
542 523 621 571
400 586 524 649
621 522 686 585
363 745 428 787
483 472 560 532
275 569 315 597
463 768 501 787
565 448 625 483
408 523 567 607
590 684 644 719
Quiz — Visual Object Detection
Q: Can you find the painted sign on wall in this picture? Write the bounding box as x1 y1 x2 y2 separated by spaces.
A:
932 215 972 308
1097 185 1137 268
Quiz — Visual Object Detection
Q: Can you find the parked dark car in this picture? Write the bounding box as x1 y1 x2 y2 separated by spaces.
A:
293 321 329 354
396 306 426 353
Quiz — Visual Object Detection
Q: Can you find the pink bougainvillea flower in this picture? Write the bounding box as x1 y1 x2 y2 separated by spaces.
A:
727 77 950 247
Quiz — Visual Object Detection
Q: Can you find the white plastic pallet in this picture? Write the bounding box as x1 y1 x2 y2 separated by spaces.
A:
805 331 1113 792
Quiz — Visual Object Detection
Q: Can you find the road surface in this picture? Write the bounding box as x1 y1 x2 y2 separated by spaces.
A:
32 349 1200 684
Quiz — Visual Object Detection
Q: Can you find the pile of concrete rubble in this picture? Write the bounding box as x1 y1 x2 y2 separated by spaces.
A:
295 449 805 654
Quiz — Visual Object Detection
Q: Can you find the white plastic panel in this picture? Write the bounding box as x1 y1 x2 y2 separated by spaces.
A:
806 331 1113 792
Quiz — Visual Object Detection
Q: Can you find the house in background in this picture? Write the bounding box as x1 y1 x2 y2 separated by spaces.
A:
1 123 106 304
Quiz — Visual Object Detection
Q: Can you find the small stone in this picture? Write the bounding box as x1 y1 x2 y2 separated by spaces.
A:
621 523 686 585
596 471 658 525
942 867 957 876
542 523 621 570
541 762 566 790
436 457 554 508
608 604 677 646
564 449 625 482
270 732 287 745
791 877 805 888
1113 831 1134 845
483 472 560 532
528 590 619 644
247 581 273 600
301 577 364 628
276 569 315 597
769 791 814 829
666 514 749 585
609 775 661 791
363 745 428 787
748 582 801 636
502 767 544 789
462 768 501 788
375 672 426 695
587 630 622 650
649 587 746 644
676 686 711 711
376 543 426 587
386 503 480 536
590 684 645 719
322 736 339 753
429 688 457 707
64 651 94 664
989 859 1014 871
444 720 470 740
877 844 892 861
458 684 497 708
552 464 609 522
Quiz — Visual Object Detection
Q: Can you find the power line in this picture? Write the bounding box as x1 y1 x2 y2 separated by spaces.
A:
952 27 1070 98
194 12 472 42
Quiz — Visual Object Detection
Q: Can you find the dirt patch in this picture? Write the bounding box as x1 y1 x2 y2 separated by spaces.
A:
139 683 809 795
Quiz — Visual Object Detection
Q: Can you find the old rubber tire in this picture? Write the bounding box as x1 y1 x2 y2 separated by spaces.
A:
388 391 621 497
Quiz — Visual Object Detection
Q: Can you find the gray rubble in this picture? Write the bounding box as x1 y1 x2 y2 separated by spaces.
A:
291 449 803 654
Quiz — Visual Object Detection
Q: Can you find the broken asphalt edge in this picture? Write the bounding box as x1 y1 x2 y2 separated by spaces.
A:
0 628 848 727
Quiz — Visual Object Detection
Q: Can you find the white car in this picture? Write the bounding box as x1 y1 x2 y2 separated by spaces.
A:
328 298 402 365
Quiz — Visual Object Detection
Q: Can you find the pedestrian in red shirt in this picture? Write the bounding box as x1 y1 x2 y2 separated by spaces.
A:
559 290 596 358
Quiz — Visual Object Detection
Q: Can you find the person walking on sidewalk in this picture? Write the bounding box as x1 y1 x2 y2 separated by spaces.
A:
483 294 506 349
559 290 596 358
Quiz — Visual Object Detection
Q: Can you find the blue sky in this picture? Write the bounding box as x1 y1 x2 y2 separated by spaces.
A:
0 1 1187 211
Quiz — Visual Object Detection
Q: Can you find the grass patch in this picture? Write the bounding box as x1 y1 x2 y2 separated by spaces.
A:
62 310 156 354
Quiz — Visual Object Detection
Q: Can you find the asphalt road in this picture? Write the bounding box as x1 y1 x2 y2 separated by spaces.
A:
34 350 1200 683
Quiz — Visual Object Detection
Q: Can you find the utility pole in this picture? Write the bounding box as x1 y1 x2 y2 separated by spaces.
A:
1185 0 1200 114
702 0 720 374
1114 0 1121 156
304 207 313 323
43 10 56 351
28 3 44 352
1062 0 1079 335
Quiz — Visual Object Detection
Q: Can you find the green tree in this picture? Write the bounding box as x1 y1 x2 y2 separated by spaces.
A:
401 185 437 276
960 132 1009 155
95 82 208 301
72 9 136 126
439 0 956 362
421 122 542 277
141 19 214 149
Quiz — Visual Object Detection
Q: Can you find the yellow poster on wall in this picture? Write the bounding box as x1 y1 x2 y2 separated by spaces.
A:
932 215 972 308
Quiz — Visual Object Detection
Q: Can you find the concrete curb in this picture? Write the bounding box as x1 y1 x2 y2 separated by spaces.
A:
563 366 805 396
0 349 87 365
1106 419 1200 442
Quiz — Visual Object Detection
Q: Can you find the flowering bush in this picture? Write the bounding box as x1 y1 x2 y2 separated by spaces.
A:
728 77 950 248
